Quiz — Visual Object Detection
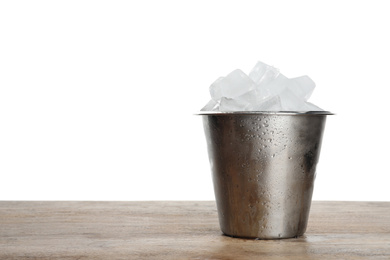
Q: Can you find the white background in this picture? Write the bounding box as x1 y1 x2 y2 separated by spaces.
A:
1 0 389 201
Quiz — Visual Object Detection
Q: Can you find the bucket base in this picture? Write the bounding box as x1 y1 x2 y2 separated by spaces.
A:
222 230 305 240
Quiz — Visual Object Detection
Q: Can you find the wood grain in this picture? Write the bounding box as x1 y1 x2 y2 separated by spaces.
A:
0 201 389 259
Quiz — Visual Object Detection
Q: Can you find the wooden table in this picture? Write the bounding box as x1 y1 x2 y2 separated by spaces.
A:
0 201 389 259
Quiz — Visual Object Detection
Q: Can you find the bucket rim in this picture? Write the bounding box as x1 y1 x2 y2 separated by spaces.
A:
196 111 334 116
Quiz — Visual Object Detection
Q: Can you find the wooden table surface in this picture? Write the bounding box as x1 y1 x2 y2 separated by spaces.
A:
0 201 389 259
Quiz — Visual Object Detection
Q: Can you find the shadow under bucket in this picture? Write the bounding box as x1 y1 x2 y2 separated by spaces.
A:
200 111 332 239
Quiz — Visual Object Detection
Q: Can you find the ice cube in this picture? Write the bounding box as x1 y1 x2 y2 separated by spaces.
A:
254 85 272 100
304 102 324 111
201 99 219 111
210 69 255 101
258 74 289 97
279 88 308 111
249 61 268 83
252 95 282 111
209 77 224 101
220 89 266 111
249 61 280 85
290 76 316 101
219 97 252 111
234 89 263 107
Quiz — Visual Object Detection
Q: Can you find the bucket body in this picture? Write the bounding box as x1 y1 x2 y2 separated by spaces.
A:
202 112 329 239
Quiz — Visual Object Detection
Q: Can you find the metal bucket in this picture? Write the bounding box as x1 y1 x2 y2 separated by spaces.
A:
200 111 331 239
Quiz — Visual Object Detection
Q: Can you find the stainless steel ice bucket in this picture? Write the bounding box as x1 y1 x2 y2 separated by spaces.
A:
201 111 331 239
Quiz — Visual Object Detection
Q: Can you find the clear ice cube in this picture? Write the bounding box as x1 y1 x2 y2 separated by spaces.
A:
219 89 265 111
249 61 280 85
234 89 263 107
259 74 289 97
304 102 324 111
219 97 252 111
249 61 268 83
209 77 224 101
279 88 308 111
252 95 282 111
209 69 255 101
201 99 219 111
290 76 316 101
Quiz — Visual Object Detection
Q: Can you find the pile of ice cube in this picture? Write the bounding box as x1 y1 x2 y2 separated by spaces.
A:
201 61 323 112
